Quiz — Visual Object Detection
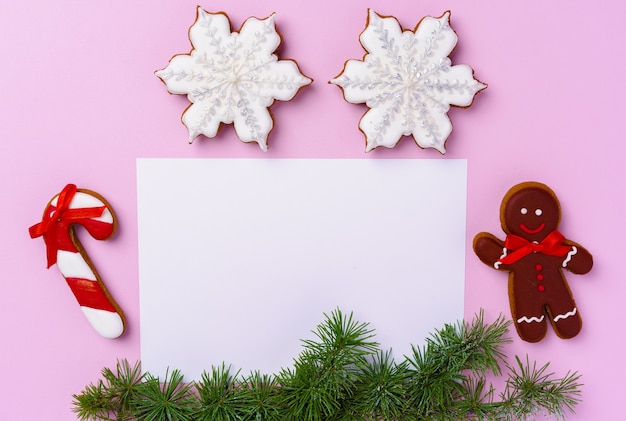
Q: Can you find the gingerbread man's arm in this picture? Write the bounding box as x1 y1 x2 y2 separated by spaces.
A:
473 232 509 270
562 240 593 274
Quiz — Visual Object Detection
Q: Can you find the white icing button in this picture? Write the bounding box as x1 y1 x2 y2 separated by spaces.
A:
156 7 312 151
331 10 486 153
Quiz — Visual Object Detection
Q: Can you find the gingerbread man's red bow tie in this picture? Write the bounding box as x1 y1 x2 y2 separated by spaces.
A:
499 230 572 265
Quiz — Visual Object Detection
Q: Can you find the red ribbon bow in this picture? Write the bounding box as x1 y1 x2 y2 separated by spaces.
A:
498 230 572 265
29 184 108 268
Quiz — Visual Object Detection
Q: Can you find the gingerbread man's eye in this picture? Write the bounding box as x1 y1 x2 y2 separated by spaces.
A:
520 208 528 215
535 209 543 216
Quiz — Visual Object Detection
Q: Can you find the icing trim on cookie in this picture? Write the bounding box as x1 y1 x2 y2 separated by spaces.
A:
562 246 578 268
517 315 545 324
553 307 578 323
494 247 508 269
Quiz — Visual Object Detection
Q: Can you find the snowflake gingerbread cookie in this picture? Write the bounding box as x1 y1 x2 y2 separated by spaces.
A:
331 10 486 153
156 7 312 151
29 184 126 339
473 182 593 342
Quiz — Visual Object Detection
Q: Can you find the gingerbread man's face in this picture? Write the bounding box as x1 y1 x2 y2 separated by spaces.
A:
501 185 561 242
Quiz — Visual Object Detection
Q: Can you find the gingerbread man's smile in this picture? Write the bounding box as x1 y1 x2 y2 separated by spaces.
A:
520 222 545 234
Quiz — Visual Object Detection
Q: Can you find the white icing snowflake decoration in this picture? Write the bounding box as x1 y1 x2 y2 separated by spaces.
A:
156 7 312 151
331 10 486 153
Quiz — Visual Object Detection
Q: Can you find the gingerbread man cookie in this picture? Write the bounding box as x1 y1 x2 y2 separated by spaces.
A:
473 182 593 342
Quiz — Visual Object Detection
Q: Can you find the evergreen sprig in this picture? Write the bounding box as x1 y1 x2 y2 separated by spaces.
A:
495 355 583 421
237 371 282 420
131 368 196 420
402 311 511 419
351 349 409 419
74 359 144 421
194 363 245 420
277 309 379 420
72 308 582 421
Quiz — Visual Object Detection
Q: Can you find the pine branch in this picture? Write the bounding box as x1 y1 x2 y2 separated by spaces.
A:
461 310 512 376
194 363 246 420
72 309 583 421
72 380 117 421
496 355 583 421
131 368 197 420
302 308 379 372
72 360 143 421
277 308 379 420
403 310 511 418
237 370 282 420
452 377 500 420
351 349 409 420
103 360 144 419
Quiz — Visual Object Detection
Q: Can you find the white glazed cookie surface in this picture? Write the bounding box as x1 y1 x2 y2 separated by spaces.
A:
156 7 312 151
332 10 486 153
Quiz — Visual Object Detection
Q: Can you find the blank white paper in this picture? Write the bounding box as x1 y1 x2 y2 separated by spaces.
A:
137 158 467 380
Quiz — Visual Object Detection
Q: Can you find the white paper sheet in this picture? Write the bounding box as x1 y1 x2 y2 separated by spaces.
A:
137 158 467 379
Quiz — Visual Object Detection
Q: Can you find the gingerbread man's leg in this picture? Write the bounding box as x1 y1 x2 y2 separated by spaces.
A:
511 276 548 342
547 283 582 339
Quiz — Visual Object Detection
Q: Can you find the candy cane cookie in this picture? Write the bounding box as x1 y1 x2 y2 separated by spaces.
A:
29 184 126 338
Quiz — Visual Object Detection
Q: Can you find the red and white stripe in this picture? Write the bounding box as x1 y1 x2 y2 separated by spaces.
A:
30 184 126 339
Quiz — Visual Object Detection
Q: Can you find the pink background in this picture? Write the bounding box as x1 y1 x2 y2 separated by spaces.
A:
1 0 624 419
